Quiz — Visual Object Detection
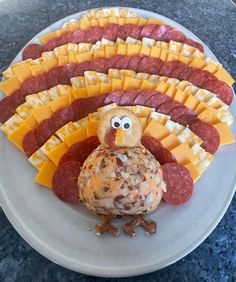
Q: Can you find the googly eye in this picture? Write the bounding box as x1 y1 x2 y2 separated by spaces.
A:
111 116 121 129
121 116 132 130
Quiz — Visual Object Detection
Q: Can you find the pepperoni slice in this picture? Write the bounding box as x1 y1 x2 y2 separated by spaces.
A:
188 70 216 87
137 57 164 74
174 114 201 127
103 24 119 41
44 38 58 52
178 67 197 81
0 95 15 123
72 93 107 120
85 26 104 43
49 107 74 132
140 24 157 38
183 38 204 52
134 90 159 105
159 61 186 77
161 30 186 42
150 25 171 41
162 163 193 205
22 44 44 60
157 100 183 114
130 25 142 39
71 29 85 43
35 119 53 147
23 130 40 157
171 65 188 79
128 55 144 71
189 121 220 154
144 93 171 108
59 136 100 165
56 32 73 46
169 107 196 121
73 61 91 76
114 55 132 70
52 161 81 204
119 24 136 39
119 89 142 105
59 64 77 85
201 80 233 105
141 136 176 165
46 66 63 88
22 75 48 95
105 90 124 105
89 57 109 73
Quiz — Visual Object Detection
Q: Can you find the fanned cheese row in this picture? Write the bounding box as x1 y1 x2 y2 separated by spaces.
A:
1 71 234 149
2 38 233 86
31 104 212 188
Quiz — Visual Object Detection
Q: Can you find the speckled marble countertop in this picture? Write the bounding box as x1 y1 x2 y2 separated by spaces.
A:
0 0 236 281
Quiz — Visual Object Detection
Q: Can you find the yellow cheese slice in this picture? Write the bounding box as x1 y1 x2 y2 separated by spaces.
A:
116 44 127 55
40 31 56 44
8 124 31 151
123 77 141 90
197 108 220 124
171 143 197 165
213 67 235 85
155 81 169 93
184 95 200 110
30 65 46 76
87 85 101 97
64 128 88 147
47 143 69 166
165 85 176 98
139 46 151 56
160 133 181 150
140 80 156 90
23 115 38 129
58 55 69 66
213 123 235 146
56 122 76 141
184 162 200 183
0 76 21 96
174 89 188 104
49 95 70 113
86 121 100 137
150 46 161 58
42 59 58 72
105 46 117 58
31 105 52 123
143 120 169 140
13 65 32 83
72 88 88 100
100 82 112 94
112 79 123 91
189 58 206 69
35 160 57 189
76 52 93 63
127 44 141 56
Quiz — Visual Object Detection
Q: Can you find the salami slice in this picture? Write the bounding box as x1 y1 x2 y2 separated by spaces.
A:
85 26 104 43
157 100 183 115
141 136 176 165
22 44 44 60
183 38 204 52
103 24 119 41
130 25 142 39
52 161 80 204
23 130 40 157
201 80 233 105
150 25 171 41
10 90 25 109
162 163 193 205
119 24 136 39
0 95 15 123
140 24 157 38
59 136 100 165
174 114 200 127
35 119 53 147
44 38 58 52
169 107 196 121
127 55 144 71
189 121 220 154
134 90 158 105
89 57 109 73
71 29 85 43
56 32 73 46
119 89 142 105
73 61 91 76
159 61 186 77
22 75 47 95
178 67 197 81
144 93 171 108
188 70 216 87
114 55 132 70
72 93 107 120
171 65 187 79
105 90 124 105
46 66 63 88
49 107 74 132
106 55 122 69
161 30 186 42
137 57 164 74
59 64 77 85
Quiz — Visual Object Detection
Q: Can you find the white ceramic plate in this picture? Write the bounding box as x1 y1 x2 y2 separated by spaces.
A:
0 7 235 278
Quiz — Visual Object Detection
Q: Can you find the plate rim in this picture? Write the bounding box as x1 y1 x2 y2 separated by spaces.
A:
0 6 235 278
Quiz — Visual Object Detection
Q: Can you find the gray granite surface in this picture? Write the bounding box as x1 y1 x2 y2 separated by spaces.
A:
0 0 236 281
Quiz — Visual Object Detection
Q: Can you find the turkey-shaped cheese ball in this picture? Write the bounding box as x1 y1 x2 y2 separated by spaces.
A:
78 108 166 236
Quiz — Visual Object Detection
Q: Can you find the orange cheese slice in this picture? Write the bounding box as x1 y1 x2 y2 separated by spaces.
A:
8 124 31 151
64 128 87 147
47 143 69 166
143 120 169 140
35 160 57 188
0 76 21 96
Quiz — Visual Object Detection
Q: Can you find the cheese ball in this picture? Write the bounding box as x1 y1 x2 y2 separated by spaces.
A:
78 145 166 215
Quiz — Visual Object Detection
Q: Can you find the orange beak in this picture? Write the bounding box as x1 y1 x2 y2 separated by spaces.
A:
106 128 125 149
